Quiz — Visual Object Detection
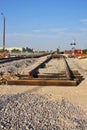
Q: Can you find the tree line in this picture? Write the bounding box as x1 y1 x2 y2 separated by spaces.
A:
0 47 34 53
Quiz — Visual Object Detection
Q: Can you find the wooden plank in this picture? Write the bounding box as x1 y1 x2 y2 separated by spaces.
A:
7 79 78 86
37 74 67 79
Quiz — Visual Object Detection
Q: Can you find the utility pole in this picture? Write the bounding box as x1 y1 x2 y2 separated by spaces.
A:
1 13 6 52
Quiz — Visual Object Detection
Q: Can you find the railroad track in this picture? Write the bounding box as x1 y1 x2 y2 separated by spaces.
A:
66 58 87 78
7 55 82 86
0 53 50 64
0 57 27 64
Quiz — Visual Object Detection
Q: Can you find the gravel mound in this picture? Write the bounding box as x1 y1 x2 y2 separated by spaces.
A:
0 59 36 83
0 59 35 74
0 94 87 130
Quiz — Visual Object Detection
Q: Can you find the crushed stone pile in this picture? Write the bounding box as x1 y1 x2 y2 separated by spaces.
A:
0 93 87 130
0 59 36 83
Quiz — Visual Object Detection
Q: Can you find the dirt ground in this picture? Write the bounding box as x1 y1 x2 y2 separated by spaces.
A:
0 58 87 115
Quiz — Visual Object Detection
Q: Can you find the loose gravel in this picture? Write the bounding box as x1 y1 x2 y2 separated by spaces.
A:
0 58 36 74
0 58 36 82
0 93 87 130
39 58 65 74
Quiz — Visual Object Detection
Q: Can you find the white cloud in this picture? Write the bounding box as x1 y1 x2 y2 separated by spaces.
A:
6 32 62 39
32 30 41 33
80 19 87 23
0 27 87 50
80 28 87 32
32 28 67 33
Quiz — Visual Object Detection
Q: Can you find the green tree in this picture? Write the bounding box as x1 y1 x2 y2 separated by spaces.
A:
11 48 21 53
22 47 26 52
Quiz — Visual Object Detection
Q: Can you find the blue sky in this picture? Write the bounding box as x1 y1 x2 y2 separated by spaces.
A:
0 0 87 51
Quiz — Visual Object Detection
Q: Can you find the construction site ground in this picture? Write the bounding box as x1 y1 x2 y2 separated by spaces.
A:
0 57 87 115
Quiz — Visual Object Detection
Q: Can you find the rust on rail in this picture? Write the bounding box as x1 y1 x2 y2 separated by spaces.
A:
28 56 51 77
6 55 82 86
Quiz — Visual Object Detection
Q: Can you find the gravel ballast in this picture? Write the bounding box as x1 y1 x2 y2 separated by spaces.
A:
0 93 87 130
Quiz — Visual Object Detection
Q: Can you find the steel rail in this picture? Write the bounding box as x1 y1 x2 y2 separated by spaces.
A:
63 57 72 80
1 55 82 86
